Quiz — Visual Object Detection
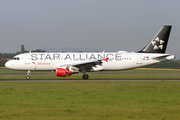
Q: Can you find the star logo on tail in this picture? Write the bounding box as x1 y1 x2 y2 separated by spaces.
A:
151 37 164 50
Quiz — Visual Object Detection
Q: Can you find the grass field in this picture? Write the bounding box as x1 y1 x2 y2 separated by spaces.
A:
1 68 180 119
0 82 180 120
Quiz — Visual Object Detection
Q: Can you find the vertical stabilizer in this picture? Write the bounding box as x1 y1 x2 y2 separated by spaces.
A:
139 26 172 53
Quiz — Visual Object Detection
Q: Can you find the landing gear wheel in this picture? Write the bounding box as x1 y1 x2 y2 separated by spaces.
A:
26 70 30 80
26 76 30 80
82 74 89 79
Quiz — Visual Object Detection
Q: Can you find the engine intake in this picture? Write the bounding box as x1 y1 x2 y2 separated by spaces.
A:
56 67 72 77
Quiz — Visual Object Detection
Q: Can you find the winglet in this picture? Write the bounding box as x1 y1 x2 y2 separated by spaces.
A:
104 57 109 62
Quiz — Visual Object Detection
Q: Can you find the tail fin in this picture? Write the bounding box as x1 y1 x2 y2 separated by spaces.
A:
139 26 172 53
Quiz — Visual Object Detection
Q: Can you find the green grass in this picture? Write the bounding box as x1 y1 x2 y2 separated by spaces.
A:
1 67 180 80
1 68 180 119
0 82 180 120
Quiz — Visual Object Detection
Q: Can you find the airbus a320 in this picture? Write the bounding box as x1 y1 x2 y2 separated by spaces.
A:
5 26 175 80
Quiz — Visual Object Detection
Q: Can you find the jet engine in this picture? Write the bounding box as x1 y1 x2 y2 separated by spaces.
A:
56 67 72 77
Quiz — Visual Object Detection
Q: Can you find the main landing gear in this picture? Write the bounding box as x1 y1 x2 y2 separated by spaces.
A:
26 70 30 80
82 74 89 79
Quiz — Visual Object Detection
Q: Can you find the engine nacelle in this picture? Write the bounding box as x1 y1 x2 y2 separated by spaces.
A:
56 67 72 77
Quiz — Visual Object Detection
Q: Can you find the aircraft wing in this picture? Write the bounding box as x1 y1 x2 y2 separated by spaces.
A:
74 60 103 72
55 58 109 72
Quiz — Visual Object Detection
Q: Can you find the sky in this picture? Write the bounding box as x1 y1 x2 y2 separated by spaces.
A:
0 0 180 57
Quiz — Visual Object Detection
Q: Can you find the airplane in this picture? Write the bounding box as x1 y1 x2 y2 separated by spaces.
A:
5 25 175 80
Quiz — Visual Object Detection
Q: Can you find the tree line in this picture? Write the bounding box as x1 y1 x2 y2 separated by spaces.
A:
145 60 180 69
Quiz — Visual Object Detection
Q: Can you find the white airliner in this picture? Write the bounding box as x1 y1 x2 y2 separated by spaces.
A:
5 26 175 80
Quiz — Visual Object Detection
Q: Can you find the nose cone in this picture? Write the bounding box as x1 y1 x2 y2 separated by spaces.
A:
5 61 12 69
5 61 9 68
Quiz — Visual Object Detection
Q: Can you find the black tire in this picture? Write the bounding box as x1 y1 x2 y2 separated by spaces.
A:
26 76 30 80
82 74 89 79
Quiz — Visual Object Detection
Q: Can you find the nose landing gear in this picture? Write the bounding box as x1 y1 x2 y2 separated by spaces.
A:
26 70 30 80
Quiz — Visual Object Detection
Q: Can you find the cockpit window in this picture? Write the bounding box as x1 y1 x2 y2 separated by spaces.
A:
12 57 20 60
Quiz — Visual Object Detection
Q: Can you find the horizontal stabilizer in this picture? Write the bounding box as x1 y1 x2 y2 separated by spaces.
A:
152 55 175 61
